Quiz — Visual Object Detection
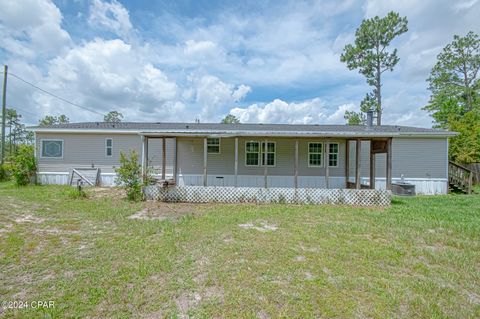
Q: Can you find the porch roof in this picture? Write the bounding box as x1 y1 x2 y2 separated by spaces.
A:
30 122 456 138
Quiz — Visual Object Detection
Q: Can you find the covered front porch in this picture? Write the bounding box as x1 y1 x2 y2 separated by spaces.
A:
139 134 393 192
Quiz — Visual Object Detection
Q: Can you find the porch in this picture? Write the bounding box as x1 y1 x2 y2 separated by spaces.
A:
139 135 393 190
140 135 393 206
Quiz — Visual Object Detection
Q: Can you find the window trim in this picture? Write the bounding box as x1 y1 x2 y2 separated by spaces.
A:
307 142 324 168
105 138 113 157
261 141 276 167
327 142 339 168
207 137 221 154
40 139 64 159
245 141 260 166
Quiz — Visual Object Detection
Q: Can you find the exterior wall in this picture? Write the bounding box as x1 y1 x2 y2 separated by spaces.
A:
36 133 175 185
36 133 449 195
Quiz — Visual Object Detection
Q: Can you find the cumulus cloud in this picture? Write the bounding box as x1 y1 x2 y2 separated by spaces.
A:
191 75 251 121
230 98 327 124
0 0 71 58
39 38 178 121
88 0 133 39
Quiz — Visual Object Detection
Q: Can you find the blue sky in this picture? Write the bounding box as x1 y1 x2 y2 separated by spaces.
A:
0 0 479 126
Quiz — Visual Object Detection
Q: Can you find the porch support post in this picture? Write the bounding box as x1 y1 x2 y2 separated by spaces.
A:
345 139 350 188
162 137 166 180
386 137 392 191
264 140 268 188
355 138 361 189
294 139 299 188
370 140 375 189
203 137 208 187
234 137 238 187
174 137 178 183
325 141 330 189
141 135 145 180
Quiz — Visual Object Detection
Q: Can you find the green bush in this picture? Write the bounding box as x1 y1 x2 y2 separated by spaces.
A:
0 165 8 181
11 145 37 186
115 150 143 201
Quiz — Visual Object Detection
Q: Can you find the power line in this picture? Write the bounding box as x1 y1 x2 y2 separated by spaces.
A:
8 72 104 116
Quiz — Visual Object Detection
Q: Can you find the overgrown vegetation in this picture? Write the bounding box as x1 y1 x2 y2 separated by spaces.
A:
115 150 143 201
0 183 479 318
10 145 36 186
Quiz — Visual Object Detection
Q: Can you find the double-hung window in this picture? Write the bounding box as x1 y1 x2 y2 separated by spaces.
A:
328 143 339 167
245 141 275 166
308 142 323 167
106 138 113 157
245 141 260 166
41 140 63 158
207 138 220 154
261 142 275 166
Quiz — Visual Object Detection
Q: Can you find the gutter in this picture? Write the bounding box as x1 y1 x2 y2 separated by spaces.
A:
28 127 457 138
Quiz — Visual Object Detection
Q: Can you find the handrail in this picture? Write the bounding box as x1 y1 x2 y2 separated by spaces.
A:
449 161 473 173
448 161 473 194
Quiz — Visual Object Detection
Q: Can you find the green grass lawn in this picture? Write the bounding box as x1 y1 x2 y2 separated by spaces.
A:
0 183 479 318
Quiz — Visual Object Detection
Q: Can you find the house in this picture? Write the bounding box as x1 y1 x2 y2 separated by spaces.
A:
30 121 455 195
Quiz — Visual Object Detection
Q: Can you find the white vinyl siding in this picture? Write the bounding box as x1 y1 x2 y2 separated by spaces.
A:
105 138 113 157
308 142 323 167
41 139 63 158
207 138 220 154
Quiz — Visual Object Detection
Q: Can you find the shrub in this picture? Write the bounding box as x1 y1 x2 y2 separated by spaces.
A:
11 145 37 186
0 165 8 181
115 150 143 201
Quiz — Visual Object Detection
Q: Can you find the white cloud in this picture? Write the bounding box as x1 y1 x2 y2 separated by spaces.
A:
39 38 179 121
192 75 251 121
230 98 329 124
88 0 133 39
0 0 71 58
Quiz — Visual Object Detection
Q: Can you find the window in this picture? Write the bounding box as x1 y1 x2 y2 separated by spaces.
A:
245 141 275 166
41 140 63 158
328 143 339 167
106 138 113 157
308 142 323 167
207 138 220 154
261 142 275 166
245 141 260 166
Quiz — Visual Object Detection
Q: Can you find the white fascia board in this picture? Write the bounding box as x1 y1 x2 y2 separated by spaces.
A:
30 128 139 134
29 128 457 138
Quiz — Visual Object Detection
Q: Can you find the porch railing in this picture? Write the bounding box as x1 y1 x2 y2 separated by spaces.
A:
448 161 473 194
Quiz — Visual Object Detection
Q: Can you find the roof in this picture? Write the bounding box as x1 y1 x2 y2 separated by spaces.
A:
29 122 456 138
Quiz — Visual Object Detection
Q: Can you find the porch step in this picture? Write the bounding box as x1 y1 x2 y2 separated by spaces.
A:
69 168 100 186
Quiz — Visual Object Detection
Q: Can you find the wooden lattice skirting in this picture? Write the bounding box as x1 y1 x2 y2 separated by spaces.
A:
143 186 391 206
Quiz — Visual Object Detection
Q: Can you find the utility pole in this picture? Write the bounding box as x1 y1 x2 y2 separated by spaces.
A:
1 65 7 165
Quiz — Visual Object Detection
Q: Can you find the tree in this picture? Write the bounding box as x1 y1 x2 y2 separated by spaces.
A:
221 114 240 124
344 110 366 125
104 110 124 123
341 11 408 125
448 110 480 163
423 31 480 128
39 115 70 126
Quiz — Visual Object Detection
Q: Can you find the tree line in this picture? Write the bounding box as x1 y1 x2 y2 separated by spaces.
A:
341 12 479 164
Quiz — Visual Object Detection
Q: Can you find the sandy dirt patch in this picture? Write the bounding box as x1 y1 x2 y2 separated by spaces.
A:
129 202 204 222
238 221 278 232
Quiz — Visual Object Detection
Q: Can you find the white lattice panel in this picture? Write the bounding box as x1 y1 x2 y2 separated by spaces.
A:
143 186 391 206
